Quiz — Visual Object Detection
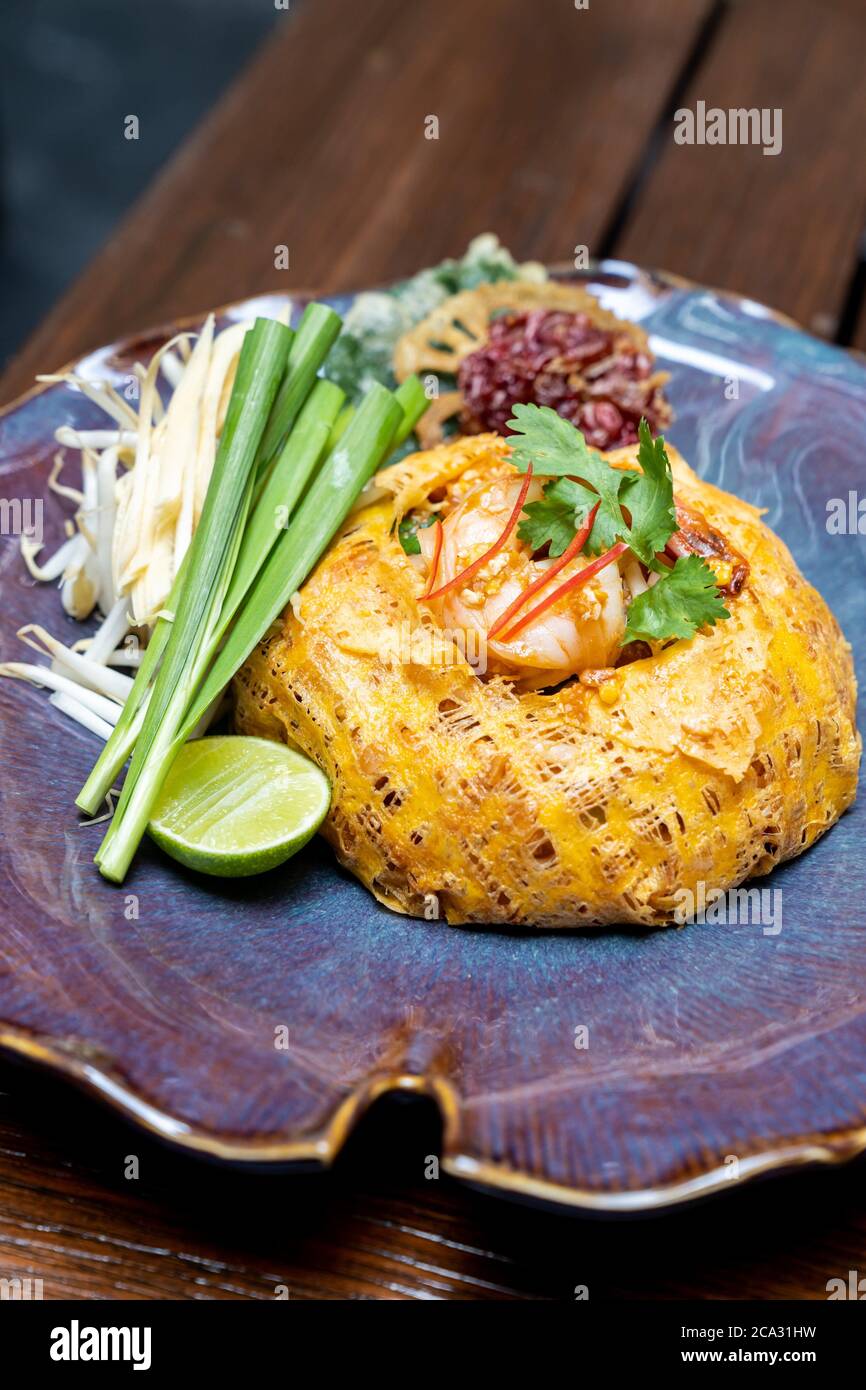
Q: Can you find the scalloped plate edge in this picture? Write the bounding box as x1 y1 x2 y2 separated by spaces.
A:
3 1024 866 1213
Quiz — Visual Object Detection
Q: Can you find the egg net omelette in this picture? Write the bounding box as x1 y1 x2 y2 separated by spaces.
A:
235 434 859 928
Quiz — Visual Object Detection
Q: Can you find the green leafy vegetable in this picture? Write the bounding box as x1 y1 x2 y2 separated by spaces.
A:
517 478 595 557
506 404 627 554
324 235 545 405
623 556 730 643
506 402 604 478
617 418 677 567
398 512 439 556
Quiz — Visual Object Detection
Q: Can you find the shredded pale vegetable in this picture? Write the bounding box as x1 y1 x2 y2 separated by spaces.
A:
7 314 258 743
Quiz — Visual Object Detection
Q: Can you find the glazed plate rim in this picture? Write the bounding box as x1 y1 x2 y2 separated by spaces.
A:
3 1022 866 1213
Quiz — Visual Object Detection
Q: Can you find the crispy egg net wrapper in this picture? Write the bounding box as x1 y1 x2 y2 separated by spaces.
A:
235 435 860 929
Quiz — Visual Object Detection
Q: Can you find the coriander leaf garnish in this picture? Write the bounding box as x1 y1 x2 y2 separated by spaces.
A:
507 402 603 477
398 512 439 556
503 404 733 648
623 555 730 644
507 403 626 554
517 478 596 557
507 403 679 562
618 418 677 568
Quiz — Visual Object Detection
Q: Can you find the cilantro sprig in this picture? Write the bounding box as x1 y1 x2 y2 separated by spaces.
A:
506 403 730 645
509 405 675 564
510 404 627 555
624 555 730 643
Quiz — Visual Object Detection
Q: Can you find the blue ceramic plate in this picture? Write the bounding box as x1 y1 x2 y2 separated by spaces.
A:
0 263 863 1213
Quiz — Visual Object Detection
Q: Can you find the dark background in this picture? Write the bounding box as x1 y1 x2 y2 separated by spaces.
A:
0 0 277 368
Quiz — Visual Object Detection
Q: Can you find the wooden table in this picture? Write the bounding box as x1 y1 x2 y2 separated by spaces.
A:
2 0 866 1301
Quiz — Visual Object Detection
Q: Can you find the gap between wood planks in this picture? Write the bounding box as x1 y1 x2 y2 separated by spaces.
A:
601 0 866 351
595 0 728 266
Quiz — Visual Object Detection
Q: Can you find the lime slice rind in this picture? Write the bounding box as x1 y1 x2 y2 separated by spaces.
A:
147 736 331 878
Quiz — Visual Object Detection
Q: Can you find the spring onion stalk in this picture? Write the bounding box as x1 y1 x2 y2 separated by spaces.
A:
75 563 181 815
94 318 290 880
96 495 250 880
83 382 342 815
325 374 427 458
392 375 429 446
227 378 344 620
326 403 354 452
179 382 403 742
256 303 342 475
78 317 342 823
87 378 346 850
74 642 161 814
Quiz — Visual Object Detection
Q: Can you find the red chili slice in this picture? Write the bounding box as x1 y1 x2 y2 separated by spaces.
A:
422 465 534 603
496 540 628 643
487 500 601 640
420 518 444 599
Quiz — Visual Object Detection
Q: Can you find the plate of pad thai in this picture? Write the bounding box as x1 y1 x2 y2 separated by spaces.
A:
0 237 862 1210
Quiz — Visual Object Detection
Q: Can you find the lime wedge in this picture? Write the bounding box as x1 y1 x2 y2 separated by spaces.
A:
147 736 330 877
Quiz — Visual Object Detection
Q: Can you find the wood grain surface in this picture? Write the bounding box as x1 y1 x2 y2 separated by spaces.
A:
2 0 866 1301
616 0 866 342
0 0 716 400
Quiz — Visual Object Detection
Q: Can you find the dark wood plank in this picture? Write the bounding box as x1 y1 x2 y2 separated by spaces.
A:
614 0 866 337
2 1062 866 1300
0 0 714 404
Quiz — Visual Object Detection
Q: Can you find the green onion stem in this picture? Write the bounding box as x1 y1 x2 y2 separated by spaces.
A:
80 319 344 818
325 402 354 453
326 374 428 460
392 375 429 445
95 318 290 881
226 378 344 626
179 382 403 742
256 303 342 477
74 582 179 815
